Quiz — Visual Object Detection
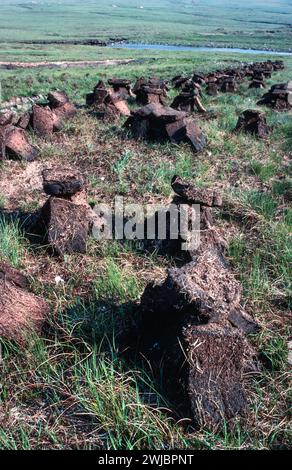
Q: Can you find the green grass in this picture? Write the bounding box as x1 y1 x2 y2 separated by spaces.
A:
228 217 291 307
1 48 291 104
0 46 291 450
0 315 194 450
94 258 141 303
0 194 7 209
246 191 278 219
249 161 278 182
0 217 25 267
0 0 291 51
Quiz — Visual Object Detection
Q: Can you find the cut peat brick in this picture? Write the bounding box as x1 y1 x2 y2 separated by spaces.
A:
31 104 62 136
47 90 69 108
40 197 91 257
52 101 77 120
124 103 206 153
0 125 39 161
171 175 222 206
185 324 248 431
234 109 271 139
0 262 49 344
139 250 259 430
137 177 260 431
42 167 85 197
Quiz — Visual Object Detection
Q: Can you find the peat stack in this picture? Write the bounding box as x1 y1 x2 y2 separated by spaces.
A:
86 80 108 106
206 80 218 96
171 75 191 89
35 167 93 257
27 92 76 136
86 80 130 121
135 86 166 106
221 77 238 93
124 103 207 152
47 90 77 120
138 176 260 431
192 73 206 85
249 79 266 89
257 82 292 111
0 261 49 344
171 88 206 113
0 122 39 161
270 60 284 71
134 77 168 106
108 78 132 99
234 109 271 139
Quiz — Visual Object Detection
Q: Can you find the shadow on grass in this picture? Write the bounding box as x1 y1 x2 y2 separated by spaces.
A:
57 287 193 426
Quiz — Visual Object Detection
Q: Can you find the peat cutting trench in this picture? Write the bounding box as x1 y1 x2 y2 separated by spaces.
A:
0 58 142 70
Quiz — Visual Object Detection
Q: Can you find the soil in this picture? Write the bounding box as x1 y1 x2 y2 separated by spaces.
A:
0 59 139 70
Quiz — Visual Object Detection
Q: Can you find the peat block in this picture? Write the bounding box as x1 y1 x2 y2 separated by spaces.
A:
0 262 49 343
171 75 190 89
47 90 69 108
140 249 259 334
40 197 91 257
257 82 292 111
31 105 62 136
185 324 248 430
108 78 132 98
249 79 265 89
0 111 14 126
53 101 77 120
171 89 202 113
138 175 260 430
125 103 206 153
0 125 39 161
17 112 31 130
171 175 222 206
234 109 271 139
206 82 218 96
42 167 85 197
221 78 238 93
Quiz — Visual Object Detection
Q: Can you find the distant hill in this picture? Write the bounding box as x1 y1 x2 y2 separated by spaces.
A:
0 0 291 50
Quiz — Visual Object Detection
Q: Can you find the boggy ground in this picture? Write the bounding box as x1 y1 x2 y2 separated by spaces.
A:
0 54 291 450
1 0 292 51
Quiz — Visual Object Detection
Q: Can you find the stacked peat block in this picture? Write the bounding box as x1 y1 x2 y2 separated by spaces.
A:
47 91 77 121
171 81 206 113
0 261 49 344
2 91 78 138
271 60 285 71
29 91 76 137
234 109 271 139
168 60 285 113
86 79 130 121
249 78 266 89
35 168 93 257
0 111 39 161
30 104 63 137
124 103 207 152
86 80 108 106
171 75 191 90
138 176 260 431
257 82 292 111
192 72 206 86
248 66 269 89
220 76 238 93
133 77 169 106
205 74 218 96
108 78 132 99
